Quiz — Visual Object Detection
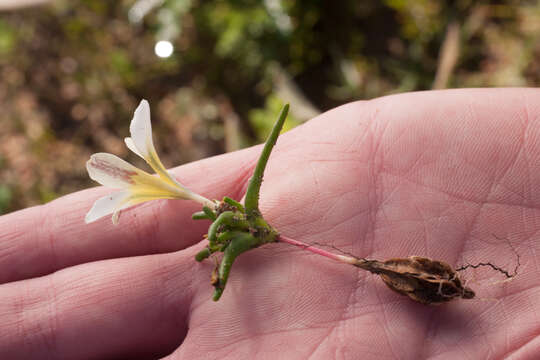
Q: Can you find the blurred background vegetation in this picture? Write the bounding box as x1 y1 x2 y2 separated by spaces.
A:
1 0 540 214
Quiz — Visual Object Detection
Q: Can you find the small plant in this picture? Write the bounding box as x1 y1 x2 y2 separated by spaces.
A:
85 100 519 303
85 99 287 300
191 105 288 300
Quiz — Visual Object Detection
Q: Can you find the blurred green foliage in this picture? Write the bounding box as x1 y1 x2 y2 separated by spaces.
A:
249 95 301 138
1 0 540 214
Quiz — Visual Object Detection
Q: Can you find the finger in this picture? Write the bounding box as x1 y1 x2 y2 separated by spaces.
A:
0 245 210 360
0 147 258 284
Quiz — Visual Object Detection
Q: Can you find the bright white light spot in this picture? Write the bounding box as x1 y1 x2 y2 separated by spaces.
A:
155 40 174 58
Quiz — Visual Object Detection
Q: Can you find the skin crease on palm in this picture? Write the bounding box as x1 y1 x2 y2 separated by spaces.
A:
0 88 539 360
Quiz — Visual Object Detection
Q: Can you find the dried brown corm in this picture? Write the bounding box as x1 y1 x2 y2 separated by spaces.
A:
301 239 519 305
355 257 475 305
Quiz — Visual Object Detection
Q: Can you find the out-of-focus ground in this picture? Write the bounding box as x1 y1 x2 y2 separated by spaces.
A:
1 0 540 214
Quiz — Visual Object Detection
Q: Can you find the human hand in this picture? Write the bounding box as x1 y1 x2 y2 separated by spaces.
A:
0 88 538 359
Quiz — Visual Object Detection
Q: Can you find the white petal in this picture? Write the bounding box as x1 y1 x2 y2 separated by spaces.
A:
129 99 154 158
87 153 193 199
124 137 144 158
85 191 131 224
127 100 188 190
86 153 142 188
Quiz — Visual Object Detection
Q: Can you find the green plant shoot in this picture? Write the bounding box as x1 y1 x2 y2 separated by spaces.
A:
193 104 289 301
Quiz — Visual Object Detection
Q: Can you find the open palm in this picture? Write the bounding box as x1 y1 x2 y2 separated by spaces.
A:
1 89 538 359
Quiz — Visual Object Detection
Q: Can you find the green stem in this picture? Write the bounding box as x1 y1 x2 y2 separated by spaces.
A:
217 230 240 244
207 211 249 243
213 232 259 301
192 206 217 221
192 211 209 220
195 247 211 262
223 197 245 212
207 211 233 243
244 104 289 214
202 206 217 220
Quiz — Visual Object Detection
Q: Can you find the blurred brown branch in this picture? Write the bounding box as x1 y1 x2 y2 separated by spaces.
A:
0 0 51 11
433 20 460 90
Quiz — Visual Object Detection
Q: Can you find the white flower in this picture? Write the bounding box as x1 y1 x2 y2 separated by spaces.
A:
85 99 215 224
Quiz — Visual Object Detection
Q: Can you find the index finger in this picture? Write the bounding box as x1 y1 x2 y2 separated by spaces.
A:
0 146 259 284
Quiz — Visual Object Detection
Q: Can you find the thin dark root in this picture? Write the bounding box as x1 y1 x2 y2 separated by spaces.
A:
456 234 521 279
455 261 518 278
